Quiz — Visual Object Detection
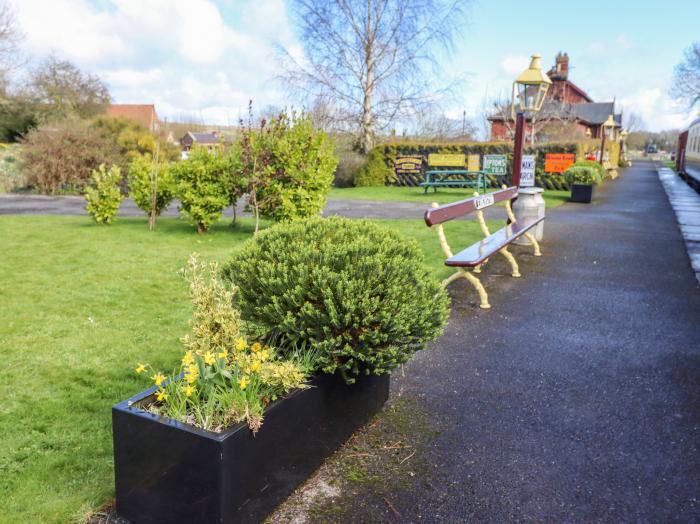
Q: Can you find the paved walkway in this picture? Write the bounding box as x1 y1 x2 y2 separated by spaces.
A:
382 160 700 521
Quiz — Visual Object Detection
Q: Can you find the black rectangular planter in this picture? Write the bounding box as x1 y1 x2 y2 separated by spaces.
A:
570 183 594 203
112 373 389 524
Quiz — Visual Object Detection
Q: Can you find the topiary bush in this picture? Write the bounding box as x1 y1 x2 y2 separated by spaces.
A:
84 164 122 223
172 146 231 233
221 216 450 383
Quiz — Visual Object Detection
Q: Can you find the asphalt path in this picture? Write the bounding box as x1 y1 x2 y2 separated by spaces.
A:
385 159 700 522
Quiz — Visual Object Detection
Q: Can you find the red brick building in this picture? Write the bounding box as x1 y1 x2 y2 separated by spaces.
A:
489 53 621 141
105 104 159 133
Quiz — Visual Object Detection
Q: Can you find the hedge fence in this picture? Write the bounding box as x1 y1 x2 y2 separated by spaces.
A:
356 139 620 190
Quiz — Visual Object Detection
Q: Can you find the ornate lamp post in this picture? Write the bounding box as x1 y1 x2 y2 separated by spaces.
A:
511 54 552 187
599 114 616 166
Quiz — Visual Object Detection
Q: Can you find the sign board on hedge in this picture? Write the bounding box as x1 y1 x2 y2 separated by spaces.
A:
467 154 480 171
544 153 575 173
428 153 465 167
483 154 507 175
394 155 423 177
520 155 535 187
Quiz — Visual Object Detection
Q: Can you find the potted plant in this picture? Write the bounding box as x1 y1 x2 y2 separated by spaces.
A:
564 165 601 203
113 218 450 524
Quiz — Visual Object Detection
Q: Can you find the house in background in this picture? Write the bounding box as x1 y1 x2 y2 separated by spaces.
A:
179 131 230 155
489 52 622 141
105 104 159 133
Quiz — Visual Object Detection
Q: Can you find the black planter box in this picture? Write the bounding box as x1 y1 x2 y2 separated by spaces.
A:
112 373 389 524
570 183 594 203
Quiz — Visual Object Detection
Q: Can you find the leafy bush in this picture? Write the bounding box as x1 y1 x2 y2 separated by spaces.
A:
564 166 600 186
334 150 366 187
137 255 310 433
21 119 121 194
0 144 26 193
128 154 175 230
571 160 605 180
249 111 338 222
221 217 450 383
354 147 395 186
172 146 231 233
84 164 123 223
91 116 180 166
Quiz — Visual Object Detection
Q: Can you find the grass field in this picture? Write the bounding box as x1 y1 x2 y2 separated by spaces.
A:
328 185 570 208
0 214 497 523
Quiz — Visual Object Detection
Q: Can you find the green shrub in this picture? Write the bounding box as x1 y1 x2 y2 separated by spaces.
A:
253 111 338 221
128 154 175 230
84 164 122 223
354 147 395 186
221 217 450 383
571 160 605 180
172 146 231 233
564 166 599 186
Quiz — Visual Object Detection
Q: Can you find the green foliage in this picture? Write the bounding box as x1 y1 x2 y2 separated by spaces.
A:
354 147 394 186
243 110 338 222
127 154 175 229
564 166 600 186
571 160 605 180
221 216 450 383
0 95 39 142
91 116 180 166
84 164 123 223
0 144 25 193
20 119 122 194
172 146 231 233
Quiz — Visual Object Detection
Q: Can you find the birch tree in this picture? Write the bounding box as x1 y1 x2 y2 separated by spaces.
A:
672 42 700 108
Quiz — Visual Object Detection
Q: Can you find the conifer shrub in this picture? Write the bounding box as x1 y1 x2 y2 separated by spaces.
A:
84 164 122 223
354 147 395 186
221 217 450 383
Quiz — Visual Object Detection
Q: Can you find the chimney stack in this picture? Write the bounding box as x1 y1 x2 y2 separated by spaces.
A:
555 52 569 78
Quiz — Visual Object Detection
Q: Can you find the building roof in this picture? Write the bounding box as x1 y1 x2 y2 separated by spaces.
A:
105 104 157 130
186 132 220 144
569 102 619 125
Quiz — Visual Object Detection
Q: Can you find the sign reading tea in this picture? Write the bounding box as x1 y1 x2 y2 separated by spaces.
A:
544 153 575 173
467 154 480 171
520 155 536 187
394 155 423 177
483 154 507 175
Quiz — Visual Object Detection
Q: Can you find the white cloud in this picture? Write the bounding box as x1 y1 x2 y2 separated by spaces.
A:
618 87 693 130
500 54 529 76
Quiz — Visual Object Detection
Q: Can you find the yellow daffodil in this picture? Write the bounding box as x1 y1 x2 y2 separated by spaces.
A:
251 342 262 353
152 373 166 387
181 351 194 366
203 351 216 365
135 363 146 374
185 364 199 384
235 337 247 352
183 385 195 397
259 349 270 362
238 376 249 390
155 389 168 402
250 361 261 373
217 349 228 360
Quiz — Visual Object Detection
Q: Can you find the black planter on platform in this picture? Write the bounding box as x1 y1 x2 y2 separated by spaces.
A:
112 373 390 524
570 183 594 203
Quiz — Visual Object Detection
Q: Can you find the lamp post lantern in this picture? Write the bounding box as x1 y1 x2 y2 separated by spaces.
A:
599 114 616 166
511 54 552 187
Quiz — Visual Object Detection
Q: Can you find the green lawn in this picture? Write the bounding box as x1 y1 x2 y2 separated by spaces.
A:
329 185 571 208
0 214 496 523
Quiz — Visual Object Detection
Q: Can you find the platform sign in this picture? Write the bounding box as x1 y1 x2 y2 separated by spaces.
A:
520 154 535 187
394 154 423 177
483 154 507 176
544 153 575 173
467 154 480 171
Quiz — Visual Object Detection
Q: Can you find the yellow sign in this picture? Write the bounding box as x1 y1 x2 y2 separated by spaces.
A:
428 153 465 167
467 154 480 171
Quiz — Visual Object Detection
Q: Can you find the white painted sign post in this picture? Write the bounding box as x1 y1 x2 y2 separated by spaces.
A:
520 155 535 187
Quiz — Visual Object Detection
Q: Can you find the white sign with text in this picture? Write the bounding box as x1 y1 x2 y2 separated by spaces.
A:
474 193 495 210
520 155 535 187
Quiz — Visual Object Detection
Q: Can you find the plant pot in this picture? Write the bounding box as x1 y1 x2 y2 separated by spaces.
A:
570 183 594 203
112 373 390 524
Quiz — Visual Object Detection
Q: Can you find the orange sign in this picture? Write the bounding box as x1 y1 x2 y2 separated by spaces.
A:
544 153 575 173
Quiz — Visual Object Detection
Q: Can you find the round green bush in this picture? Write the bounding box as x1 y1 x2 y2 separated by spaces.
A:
222 217 450 383
564 166 599 186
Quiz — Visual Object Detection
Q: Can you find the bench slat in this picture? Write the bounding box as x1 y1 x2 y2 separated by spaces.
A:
445 217 543 267
424 186 518 226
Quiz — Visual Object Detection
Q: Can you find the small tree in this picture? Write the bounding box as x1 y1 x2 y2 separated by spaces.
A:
85 164 122 224
128 150 174 230
172 146 230 234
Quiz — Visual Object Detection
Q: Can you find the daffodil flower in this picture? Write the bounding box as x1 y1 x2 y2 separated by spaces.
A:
156 389 168 402
217 350 228 360
251 342 262 353
135 363 146 374
183 385 195 397
152 373 166 387
238 376 249 390
250 361 261 373
235 337 247 352
203 352 216 365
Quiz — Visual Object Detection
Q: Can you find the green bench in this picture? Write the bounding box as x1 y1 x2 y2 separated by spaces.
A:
421 153 487 194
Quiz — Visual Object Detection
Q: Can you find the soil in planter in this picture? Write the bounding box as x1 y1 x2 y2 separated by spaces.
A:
268 395 446 523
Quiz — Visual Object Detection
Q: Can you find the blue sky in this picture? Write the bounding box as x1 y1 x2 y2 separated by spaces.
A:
11 0 700 134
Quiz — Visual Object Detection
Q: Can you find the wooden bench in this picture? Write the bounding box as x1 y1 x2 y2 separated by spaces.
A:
424 186 543 309
421 153 486 194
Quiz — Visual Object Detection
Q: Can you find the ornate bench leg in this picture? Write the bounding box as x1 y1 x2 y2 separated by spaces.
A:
523 231 542 256
499 247 521 278
460 269 491 309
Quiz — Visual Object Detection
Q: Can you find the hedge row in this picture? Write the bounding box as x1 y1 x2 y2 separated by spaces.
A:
358 139 621 190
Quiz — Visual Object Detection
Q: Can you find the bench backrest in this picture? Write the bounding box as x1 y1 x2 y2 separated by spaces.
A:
424 186 518 226
428 153 465 167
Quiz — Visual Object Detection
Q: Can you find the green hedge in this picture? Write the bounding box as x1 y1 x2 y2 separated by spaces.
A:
358 139 621 191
